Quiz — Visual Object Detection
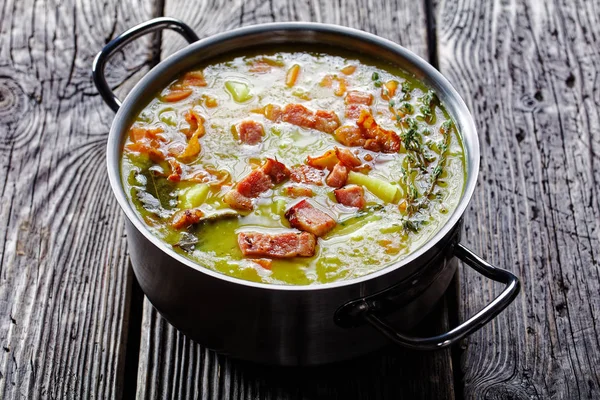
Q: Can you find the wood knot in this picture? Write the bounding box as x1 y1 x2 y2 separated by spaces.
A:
0 76 34 149
0 77 26 122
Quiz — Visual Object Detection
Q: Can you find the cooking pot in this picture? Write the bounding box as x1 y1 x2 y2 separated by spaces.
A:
92 18 520 365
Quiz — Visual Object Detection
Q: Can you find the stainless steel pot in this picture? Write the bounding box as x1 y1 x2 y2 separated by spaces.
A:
93 18 520 365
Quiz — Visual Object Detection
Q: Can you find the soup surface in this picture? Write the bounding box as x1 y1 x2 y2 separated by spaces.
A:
121 48 466 285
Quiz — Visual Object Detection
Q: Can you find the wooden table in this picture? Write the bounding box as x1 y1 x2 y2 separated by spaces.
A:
1 0 599 398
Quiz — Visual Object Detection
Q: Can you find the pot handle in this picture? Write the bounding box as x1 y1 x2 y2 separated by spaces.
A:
92 17 200 112
363 243 520 350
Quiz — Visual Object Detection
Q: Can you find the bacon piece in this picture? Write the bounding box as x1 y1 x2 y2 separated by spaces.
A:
334 125 366 147
356 109 401 153
345 103 369 119
171 209 204 229
237 169 273 198
284 185 314 198
290 165 325 185
335 147 361 168
281 104 316 129
334 185 366 209
285 200 336 237
223 190 253 211
345 91 373 105
126 127 167 161
314 110 341 133
168 159 182 182
238 231 316 258
281 104 340 133
344 91 373 119
325 163 349 188
238 120 264 145
262 158 290 184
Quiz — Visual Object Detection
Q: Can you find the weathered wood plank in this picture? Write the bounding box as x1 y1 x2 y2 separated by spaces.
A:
135 0 456 399
0 0 160 398
136 293 456 400
436 0 600 398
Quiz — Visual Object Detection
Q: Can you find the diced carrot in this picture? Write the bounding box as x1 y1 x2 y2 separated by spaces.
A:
252 258 273 269
320 75 347 96
163 87 193 102
381 80 398 100
204 95 218 108
182 70 207 87
178 113 205 161
340 65 357 75
264 104 283 122
286 64 301 87
306 149 338 170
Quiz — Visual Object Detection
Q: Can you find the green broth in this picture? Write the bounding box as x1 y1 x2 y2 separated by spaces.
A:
121 48 466 285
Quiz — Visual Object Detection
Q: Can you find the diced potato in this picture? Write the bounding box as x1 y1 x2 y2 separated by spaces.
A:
179 184 209 209
225 81 252 103
347 171 401 203
272 199 287 216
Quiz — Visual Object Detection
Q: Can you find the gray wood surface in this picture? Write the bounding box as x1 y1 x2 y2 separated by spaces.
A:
0 0 159 398
1 0 599 398
135 0 457 399
436 0 600 398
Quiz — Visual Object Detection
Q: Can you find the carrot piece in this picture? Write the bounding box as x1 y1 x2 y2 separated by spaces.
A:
182 70 207 87
341 65 357 75
204 95 218 108
163 87 193 102
264 104 283 121
178 113 205 161
306 149 339 170
252 258 273 269
381 80 398 100
286 64 301 87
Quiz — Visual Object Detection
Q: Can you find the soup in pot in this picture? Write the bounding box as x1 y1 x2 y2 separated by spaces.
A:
120 48 466 285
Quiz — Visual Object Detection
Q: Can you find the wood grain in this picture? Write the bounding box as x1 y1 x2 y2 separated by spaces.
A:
436 0 600 398
0 0 159 398
136 294 456 400
135 1 457 399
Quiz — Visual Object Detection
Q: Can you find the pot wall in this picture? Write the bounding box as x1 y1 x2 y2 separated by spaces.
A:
127 219 460 365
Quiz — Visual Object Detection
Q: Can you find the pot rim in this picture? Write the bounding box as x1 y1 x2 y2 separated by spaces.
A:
106 21 480 292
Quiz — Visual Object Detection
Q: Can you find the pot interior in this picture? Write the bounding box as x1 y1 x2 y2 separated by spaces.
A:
107 22 480 290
